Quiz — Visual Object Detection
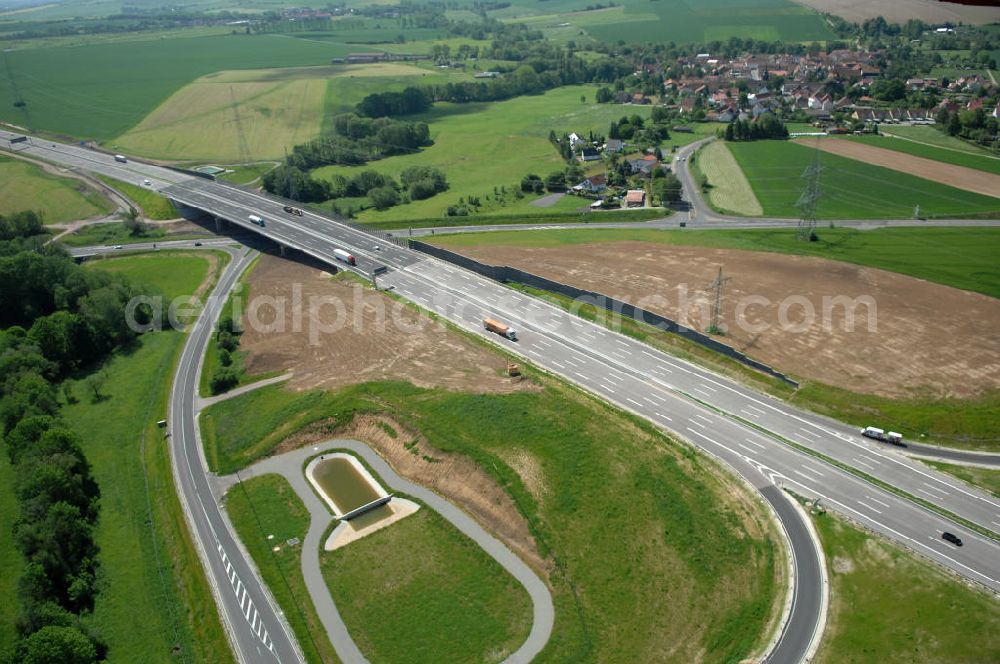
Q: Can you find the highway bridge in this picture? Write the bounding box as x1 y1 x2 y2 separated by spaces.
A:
6 131 1000 664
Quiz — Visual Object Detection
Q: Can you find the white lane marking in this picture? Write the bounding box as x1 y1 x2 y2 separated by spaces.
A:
644 396 662 406
852 458 875 471
739 443 760 455
655 412 673 422
802 463 825 477
794 470 819 483
573 371 588 380
692 413 713 424
550 360 565 369
697 383 717 392
922 482 949 496
611 350 629 359
693 386 713 397
689 418 706 428
798 427 820 439
740 408 761 419
859 454 882 465
645 392 666 404
866 495 891 509
626 398 643 407
742 438 765 451
600 382 616 392
917 488 940 499
614 338 631 348
856 500 883 515
744 404 766 415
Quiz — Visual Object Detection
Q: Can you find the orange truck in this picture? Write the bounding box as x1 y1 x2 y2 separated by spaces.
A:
484 318 517 341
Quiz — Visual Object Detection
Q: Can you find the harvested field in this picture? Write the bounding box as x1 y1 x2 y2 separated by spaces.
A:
797 138 1000 200
452 242 1000 399
238 255 533 394
793 0 1000 25
699 140 763 216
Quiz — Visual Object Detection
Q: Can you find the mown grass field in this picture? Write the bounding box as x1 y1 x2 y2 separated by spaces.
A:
0 453 22 654
83 250 221 302
728 140 1000 219
201 378 782 663
695 140 763 216
60 252 232 663
0 155 114 224
879 124 998 155
314 85 655 222
97 176 177 220
320 493 532 663
812 511 1000 664
430 225 1000 298
224 474 339 664
0 32 354 140
505 0 834 45
843 134 1000 176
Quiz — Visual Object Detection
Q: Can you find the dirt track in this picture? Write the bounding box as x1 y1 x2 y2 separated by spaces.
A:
239 255 532 395
453 241 1000 399
794 138 1000 200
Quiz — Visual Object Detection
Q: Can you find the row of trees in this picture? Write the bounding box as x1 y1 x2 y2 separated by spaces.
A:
937 106 999 149
0 211 159 662
284 115 431 171
723 116 789 142
356 87 433 118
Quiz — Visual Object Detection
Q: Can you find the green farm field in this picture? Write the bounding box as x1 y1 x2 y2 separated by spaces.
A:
728 140 1000 219
225 474 339 664
320 491 532 663
315 85 654 222
842 134 1000 176
494 0 834 44
60 252 233 663
0 155 114 223
98 176 177 220
879 124 999 155
812 511 1000 664
83 250 223 301
201 378 783 663
0 32 355 140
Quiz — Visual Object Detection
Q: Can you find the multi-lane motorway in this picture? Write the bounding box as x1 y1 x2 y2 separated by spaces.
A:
6 132 1000 663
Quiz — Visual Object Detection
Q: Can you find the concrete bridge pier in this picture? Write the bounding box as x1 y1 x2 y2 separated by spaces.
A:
278 243 288 257
214 216 229 232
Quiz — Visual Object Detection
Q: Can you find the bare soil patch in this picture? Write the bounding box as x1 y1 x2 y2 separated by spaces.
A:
453 242 1000 399
795 137 1000 200
239 255 536 394
793 0 1000 25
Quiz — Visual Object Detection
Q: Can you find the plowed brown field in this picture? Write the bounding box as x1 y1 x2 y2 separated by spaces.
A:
238 255 533 395
794 138 1000 199
452 241 1000 399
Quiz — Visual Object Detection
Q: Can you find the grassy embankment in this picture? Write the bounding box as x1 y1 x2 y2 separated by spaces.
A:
924 462 1000 499
0 154 114 224
811 510 1000 663
691 140 763 216
313 85 662 225
842 134 1000 176
430 226 1000 448
728 140 1000 219
57 221 214 247
223 474 340 664
57 251 233 662
97 176 178 220
320 503 532 663
218 163 277 185
878 124 999 154
202 376 783 663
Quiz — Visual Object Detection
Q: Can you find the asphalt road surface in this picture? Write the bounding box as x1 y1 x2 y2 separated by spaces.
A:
170 247 302 664
10 132 1000 663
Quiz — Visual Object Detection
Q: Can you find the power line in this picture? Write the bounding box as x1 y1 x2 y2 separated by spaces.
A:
707 265 731 335
795 142 823 241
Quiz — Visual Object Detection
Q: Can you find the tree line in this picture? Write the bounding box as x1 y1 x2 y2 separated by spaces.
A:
1 211 163 663
723 116 789 141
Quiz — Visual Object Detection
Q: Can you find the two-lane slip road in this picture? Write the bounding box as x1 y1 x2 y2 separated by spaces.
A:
170 249 301 664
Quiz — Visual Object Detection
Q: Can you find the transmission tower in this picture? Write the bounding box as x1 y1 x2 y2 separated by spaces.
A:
795 145 823 242
707 265 732 335
228 86 253 165
2 47 31 128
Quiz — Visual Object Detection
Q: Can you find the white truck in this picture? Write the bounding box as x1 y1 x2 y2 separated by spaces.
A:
861 426 903 445
248 214 265 227
333 248 356 266
484 318 517 341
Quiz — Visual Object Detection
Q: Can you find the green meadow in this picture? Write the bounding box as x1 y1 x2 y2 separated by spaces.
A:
0 155 114 224
201 378 782 663
315 85 655 222
728 140 1000 219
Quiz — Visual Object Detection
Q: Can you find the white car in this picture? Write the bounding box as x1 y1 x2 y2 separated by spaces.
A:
142 178 152 186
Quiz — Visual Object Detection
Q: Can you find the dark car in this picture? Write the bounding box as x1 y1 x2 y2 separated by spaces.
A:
942 532 963 547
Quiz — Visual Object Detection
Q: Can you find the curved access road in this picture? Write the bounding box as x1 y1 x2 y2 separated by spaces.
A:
169 247 304 663
230 441 555 664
